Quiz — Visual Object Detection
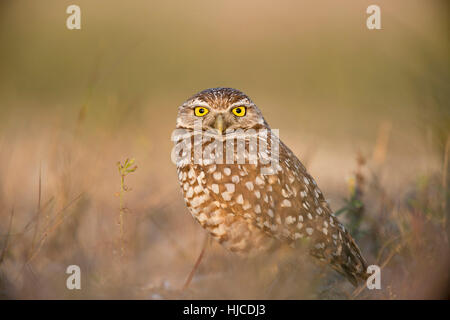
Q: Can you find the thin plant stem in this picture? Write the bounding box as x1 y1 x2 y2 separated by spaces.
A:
183 234 209 291
116 158 137 259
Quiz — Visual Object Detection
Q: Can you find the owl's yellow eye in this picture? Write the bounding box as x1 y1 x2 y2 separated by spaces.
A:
231 106 246 117
194 106 209 117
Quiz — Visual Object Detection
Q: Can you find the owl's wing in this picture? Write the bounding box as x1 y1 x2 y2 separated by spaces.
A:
202 134 367 285
273 139 368 285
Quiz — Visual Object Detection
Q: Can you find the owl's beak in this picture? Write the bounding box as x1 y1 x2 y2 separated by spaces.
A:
214 114 224 135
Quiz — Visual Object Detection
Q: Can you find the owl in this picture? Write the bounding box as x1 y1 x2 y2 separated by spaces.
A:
174 87 368 285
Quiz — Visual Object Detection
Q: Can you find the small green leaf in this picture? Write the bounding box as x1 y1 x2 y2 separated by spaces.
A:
126 158 135 168
334 207 348 216
126 165 137 173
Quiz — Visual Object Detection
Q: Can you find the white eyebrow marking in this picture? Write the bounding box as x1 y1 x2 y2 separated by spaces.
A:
229 99 250 108
186 99 210 108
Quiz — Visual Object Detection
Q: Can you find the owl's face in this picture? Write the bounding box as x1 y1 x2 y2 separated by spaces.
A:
176 88 268 134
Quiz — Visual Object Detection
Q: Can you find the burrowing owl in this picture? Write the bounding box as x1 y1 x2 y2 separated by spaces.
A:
174 87 367 285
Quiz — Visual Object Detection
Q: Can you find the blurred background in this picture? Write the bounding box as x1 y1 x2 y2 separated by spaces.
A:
0 0 448 299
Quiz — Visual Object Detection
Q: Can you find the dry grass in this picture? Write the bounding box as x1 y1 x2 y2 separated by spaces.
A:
0 114 447 299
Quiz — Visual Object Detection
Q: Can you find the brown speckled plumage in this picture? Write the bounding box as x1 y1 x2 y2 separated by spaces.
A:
174 87 368 285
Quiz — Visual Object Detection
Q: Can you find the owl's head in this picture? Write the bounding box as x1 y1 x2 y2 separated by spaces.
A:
176 88 268 134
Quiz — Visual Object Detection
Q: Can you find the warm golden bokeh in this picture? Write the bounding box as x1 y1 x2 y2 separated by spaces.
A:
0 0 448 299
